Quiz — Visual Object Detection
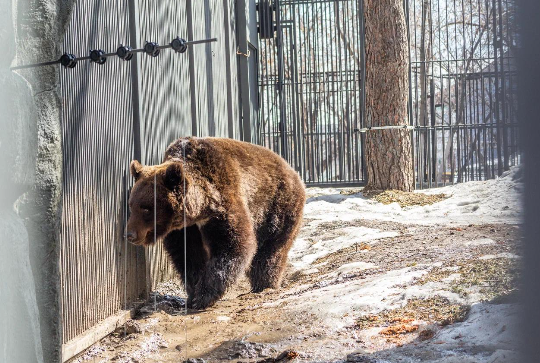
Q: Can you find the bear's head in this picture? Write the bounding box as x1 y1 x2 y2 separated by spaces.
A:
125 160 187 245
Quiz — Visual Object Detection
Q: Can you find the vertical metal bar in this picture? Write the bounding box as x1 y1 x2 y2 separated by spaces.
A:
128 0 142 162
203 0 216 136
359 0 368 183
223 0 235 139
186 0 199 137
274 0 287 157
127 0 150 301
430 77 436 185
237 0 253 142
497 0 509 172
491 0 502 176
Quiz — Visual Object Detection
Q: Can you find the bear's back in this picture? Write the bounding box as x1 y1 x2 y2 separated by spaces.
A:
164 137 305 229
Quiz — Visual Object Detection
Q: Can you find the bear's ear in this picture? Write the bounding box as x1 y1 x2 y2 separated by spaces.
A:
130 160 144 181
164 162 185 191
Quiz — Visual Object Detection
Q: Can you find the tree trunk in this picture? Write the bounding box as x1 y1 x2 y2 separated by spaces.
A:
364 0 414 191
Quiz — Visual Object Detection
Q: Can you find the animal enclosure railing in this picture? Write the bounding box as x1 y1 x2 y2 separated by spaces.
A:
257 0 366 187
407 0 519 188
256 0 519 188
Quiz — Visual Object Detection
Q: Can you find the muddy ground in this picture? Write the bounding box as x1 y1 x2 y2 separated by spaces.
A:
71 219 521 363
71 171 523 363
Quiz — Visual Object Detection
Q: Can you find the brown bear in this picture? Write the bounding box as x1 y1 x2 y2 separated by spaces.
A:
125 137 305 309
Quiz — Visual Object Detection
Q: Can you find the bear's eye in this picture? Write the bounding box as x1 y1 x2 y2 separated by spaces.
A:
141 207 151 214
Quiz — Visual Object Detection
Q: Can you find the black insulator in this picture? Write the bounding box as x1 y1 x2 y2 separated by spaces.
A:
60 53 77 68
170 37 188 53
144 41 160 57
116 45 134 61
90 49 107 64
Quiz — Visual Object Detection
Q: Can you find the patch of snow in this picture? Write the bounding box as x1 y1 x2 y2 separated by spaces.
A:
464 238 496 246
435 303 518 351
216 315 231 322
275 267 429 330
336 261 378 275
350 303 519 363
301 268 320 275
403 281 465 305
304 166 522 227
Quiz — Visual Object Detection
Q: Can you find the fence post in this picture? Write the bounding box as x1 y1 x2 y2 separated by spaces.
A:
127 0 150 299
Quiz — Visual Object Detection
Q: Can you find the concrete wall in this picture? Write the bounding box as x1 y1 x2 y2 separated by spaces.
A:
3 1 75 362
0 2 42 362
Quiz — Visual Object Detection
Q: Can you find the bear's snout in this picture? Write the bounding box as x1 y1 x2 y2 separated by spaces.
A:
125 230 138 242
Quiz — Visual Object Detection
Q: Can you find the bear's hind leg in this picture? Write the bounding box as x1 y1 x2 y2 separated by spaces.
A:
163 226 208 302
249 234 292 292
249 215 302 293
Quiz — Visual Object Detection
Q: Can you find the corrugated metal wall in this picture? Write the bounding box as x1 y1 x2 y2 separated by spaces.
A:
59 0 241 352
134 0 240 290
59 0 144 345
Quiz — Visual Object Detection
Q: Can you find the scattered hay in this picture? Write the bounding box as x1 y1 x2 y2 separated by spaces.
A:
358 243 371 251
416 267 456 285
379 323 419 336
355 296 469 332
363 189 448 207
418 257 520 300
340 189 363 196
452 257 520 300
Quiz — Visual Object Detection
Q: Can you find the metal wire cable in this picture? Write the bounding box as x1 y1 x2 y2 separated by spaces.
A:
10 37 217 70
183 144 188 360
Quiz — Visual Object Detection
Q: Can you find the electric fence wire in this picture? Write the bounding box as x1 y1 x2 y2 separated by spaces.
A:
183 144 188 360
124 168 128 341
154 173 157 313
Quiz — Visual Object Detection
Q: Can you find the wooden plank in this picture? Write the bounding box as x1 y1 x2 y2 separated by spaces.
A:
62 309 132 362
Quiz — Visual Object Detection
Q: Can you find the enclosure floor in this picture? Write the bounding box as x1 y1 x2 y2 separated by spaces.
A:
71 171 522 363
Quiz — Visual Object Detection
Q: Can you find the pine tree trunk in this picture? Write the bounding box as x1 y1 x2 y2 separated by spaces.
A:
364 0 414 191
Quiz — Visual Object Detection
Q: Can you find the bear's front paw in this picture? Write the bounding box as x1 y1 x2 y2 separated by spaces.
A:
189 291 220 310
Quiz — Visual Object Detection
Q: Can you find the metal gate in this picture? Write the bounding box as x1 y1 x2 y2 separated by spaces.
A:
257 0 366 186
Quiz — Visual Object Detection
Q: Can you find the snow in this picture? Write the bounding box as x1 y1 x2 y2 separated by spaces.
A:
272 267 429 330
304 166 522 228
464 238 496 246
335 261 378 275
435 303 518 350
479 252 520 260
353 303 520 363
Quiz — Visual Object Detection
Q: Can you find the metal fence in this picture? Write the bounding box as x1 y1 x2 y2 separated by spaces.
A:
257 0 366 187
256 0 518 188
408 0 518 188
59 0 240 359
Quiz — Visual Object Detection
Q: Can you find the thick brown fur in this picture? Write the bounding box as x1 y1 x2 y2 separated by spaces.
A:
126 137 306 310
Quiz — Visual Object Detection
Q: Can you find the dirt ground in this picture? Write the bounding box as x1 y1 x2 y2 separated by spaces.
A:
71 221 521 363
